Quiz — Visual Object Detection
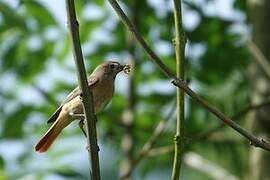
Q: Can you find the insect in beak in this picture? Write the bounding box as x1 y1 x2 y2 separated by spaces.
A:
123 64 131 74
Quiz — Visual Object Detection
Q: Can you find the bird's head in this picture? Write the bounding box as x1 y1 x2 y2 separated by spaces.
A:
93 61 125 79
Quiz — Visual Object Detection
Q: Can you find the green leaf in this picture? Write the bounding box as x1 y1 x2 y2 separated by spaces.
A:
22 1 57 28
2 106 33 138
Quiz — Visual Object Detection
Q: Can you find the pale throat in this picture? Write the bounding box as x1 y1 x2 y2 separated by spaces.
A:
103 72 117 80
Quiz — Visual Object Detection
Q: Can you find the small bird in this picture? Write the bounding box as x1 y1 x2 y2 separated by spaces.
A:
35 61 126 153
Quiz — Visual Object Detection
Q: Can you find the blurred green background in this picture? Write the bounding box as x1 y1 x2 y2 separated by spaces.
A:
1 0 270 179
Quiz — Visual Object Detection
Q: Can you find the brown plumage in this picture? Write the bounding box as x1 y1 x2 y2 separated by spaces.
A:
35 61 124 153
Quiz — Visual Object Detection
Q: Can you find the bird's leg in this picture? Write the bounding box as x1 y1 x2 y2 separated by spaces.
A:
69 111 87 136
69 112 85 120
79 120 87 137
70 110 100 152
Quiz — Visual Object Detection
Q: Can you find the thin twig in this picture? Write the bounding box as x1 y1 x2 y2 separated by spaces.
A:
247 40 270 81
172 0 185 179
192 99 270 142
135 101 176 165
120 102 176 179
66 0 100 179
148 145 174 157
108 0 270 152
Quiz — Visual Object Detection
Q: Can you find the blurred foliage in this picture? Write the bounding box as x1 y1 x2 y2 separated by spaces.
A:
0 0 253 179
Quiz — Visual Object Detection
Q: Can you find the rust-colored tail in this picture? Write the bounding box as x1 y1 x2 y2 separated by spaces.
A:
35 114 69 153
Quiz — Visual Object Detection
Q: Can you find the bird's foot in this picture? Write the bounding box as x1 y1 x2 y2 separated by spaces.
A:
69 112 85 120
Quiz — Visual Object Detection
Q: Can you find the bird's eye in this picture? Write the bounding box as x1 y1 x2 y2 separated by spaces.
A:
110 64 115 69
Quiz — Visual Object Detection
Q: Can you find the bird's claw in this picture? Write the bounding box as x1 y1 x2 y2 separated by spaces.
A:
69 112 85 120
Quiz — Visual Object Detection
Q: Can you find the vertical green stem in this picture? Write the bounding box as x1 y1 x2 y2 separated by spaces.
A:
171 0 185 179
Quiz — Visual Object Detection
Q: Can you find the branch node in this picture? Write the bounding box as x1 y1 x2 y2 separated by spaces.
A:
171 78 186 88
174 135 180 143
250 141 259 147
172 38 176 46
181 32 187 45
261 138 267 144
86 144 100 152
73 20 79 27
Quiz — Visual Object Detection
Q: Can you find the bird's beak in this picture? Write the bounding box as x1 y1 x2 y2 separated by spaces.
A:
118 64 125 72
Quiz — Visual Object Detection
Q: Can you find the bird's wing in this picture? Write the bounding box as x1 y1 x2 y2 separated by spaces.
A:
47 76 99 124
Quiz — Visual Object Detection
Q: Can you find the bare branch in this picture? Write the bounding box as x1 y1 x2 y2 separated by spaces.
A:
135 102 175 165
66 0 100 179
108 0 270 152
120 102 175 179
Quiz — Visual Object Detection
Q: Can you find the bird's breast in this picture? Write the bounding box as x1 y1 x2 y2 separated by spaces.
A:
92 79 114 113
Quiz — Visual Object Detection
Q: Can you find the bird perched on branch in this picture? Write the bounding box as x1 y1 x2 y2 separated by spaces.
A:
35 61 130 153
